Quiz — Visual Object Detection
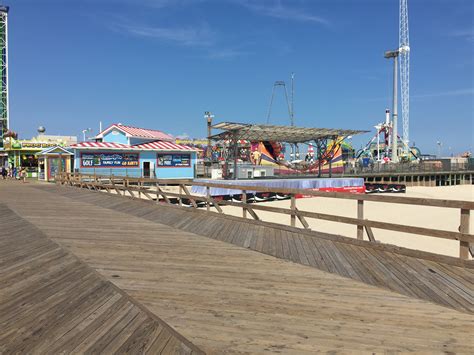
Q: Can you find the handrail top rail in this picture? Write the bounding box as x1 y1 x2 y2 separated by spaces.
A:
58 172 474 210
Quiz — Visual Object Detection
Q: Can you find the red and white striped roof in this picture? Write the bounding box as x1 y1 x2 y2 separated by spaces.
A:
71 140 197 151
71 141 134 149
133 141 196 151
96 123 174 141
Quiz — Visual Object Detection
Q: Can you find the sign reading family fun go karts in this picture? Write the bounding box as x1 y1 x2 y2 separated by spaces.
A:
81 153 139 168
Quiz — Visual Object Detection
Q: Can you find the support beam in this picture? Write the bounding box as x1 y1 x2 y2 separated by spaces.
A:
295 207 310 229
181 184 198 208
365 225 376 242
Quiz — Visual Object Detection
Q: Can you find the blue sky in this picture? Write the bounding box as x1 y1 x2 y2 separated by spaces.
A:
7 0 474 154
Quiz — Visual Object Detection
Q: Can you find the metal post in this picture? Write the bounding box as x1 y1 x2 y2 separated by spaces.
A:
315 140 322 178
377 131 380 161
206 112 213 159
290 72 295 126
391 54 399 163
233 132 238 180
329 157 332 178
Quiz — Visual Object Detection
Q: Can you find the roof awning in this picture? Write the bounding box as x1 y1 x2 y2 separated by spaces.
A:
70 141 198 152
210 122 368 143
36 146 74 156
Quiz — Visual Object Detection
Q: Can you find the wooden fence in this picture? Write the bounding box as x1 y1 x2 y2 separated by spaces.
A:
57 172 474 260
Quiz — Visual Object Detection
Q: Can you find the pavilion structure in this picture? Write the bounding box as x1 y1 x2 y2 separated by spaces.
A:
209 122 367 178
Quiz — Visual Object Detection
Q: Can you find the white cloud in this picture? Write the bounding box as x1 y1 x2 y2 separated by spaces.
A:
109 20 216 47
207 47 250 59
450 29 474 42
118 0 330 25
235 0 329 25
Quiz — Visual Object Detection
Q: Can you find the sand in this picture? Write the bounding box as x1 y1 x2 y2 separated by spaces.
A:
81 179 473 259
219 185 474 258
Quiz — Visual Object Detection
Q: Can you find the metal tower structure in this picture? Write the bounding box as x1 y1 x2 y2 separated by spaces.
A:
384 50 399 163
0 5 9 148
266 80 291 124
399 0 410 149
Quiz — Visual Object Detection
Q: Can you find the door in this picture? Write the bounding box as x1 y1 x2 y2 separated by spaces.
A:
143 162 151 178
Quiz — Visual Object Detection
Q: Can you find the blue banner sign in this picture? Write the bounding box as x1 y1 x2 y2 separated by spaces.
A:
81 153 139 168
157 154 190 167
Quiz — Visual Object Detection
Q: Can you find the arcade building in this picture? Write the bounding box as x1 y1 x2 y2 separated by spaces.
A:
2 134 76 178
71 123 199 179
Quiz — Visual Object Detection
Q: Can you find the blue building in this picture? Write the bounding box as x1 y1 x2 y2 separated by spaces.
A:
71 123 198 179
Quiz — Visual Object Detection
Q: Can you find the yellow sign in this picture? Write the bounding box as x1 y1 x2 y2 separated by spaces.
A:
21 142 58 149
6 140 64 150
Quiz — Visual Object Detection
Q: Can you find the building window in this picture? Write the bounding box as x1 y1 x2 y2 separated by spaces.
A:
21 154 38 168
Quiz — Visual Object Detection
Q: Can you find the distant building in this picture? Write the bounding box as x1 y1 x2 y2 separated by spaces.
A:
36 146 74 182
71 123 198 178
2 134 77 178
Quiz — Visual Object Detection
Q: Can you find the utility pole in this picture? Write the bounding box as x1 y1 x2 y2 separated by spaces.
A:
205 111 214 160
82 128 92 142
385 50 399 163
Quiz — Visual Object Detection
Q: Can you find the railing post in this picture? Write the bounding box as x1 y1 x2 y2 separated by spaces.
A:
460 208 470 259
206 186 210 212
242 190 247 218
357 199 364 240
156 182 160 203
290 194 296 227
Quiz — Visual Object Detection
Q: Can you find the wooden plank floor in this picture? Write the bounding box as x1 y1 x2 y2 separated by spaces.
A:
0 202 202 355
41 183 474 314
1 182 473 353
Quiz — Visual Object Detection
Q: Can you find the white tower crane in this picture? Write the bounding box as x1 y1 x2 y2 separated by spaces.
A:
399 0 410 151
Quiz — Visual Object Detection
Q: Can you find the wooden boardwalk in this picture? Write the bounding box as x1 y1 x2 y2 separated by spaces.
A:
0 202 202 354
1 182 473 353
43 183 473 313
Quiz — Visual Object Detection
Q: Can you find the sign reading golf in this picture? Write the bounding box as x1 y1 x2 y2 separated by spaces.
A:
81 153 139 167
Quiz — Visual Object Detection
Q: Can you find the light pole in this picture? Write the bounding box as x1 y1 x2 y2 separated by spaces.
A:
437 141 442 158
205 112 214 160
82 128 92 142
385 49 400 163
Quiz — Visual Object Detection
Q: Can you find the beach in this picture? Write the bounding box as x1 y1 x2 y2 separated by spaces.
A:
219 185 474 258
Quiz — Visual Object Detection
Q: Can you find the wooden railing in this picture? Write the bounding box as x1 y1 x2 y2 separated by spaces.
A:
56 172 474 260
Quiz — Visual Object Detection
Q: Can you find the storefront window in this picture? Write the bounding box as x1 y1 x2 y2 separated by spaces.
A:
20 153 38 168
